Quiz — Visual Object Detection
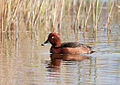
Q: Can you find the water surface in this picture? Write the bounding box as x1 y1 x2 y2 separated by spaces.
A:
0 27 120 85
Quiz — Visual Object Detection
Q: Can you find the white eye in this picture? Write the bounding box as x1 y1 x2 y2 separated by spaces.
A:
52 36 55 39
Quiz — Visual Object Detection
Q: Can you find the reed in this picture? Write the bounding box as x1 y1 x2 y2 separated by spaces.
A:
74 0 83 32
0 0 118 41
84 2 92 32
106 1 114 32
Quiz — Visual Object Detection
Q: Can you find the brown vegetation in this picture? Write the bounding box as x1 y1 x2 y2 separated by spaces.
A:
0 0 119 41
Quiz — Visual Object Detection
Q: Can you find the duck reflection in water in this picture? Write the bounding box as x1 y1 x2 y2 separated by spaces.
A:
46 54 90 72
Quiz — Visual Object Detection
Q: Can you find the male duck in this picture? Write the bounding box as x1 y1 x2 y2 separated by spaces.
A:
41 32 94 54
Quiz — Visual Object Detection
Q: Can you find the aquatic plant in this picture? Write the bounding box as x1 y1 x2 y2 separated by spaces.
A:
0 0 119 41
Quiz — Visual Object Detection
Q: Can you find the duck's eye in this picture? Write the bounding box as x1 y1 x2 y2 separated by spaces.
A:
52 36 55 39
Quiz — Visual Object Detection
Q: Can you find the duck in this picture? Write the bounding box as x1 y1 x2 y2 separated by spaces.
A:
41 32 94 54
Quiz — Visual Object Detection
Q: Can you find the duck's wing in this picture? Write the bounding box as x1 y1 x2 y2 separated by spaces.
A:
60 42 91 48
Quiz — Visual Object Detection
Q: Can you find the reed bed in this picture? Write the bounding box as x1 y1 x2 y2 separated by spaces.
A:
0 0 119 41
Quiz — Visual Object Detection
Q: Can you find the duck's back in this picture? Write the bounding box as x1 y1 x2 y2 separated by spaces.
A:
61 42 91 48
58 42 93 54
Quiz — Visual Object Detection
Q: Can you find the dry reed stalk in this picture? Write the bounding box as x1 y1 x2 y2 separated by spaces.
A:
84 2 92 32
0 0 4 41
0 0 4 38
97 2 103 23
74 0 83 32
106 1 114 32
6 0 12 40
3 0 21 32
53 0 63 32
59 0 64 33
94 0 100 32
68 0 73 30
92 0 95 31
1 16 4 42
15 14 18 43
45 0 50 32
12 0 21 18
29 0 44 28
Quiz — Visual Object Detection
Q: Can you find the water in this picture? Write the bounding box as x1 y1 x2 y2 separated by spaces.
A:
0 27 120 85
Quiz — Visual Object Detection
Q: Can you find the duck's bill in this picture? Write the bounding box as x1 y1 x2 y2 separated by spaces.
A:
41 39 49 46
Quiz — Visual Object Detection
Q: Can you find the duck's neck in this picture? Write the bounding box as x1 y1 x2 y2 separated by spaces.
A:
51 40 61 47
54 41 61 47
